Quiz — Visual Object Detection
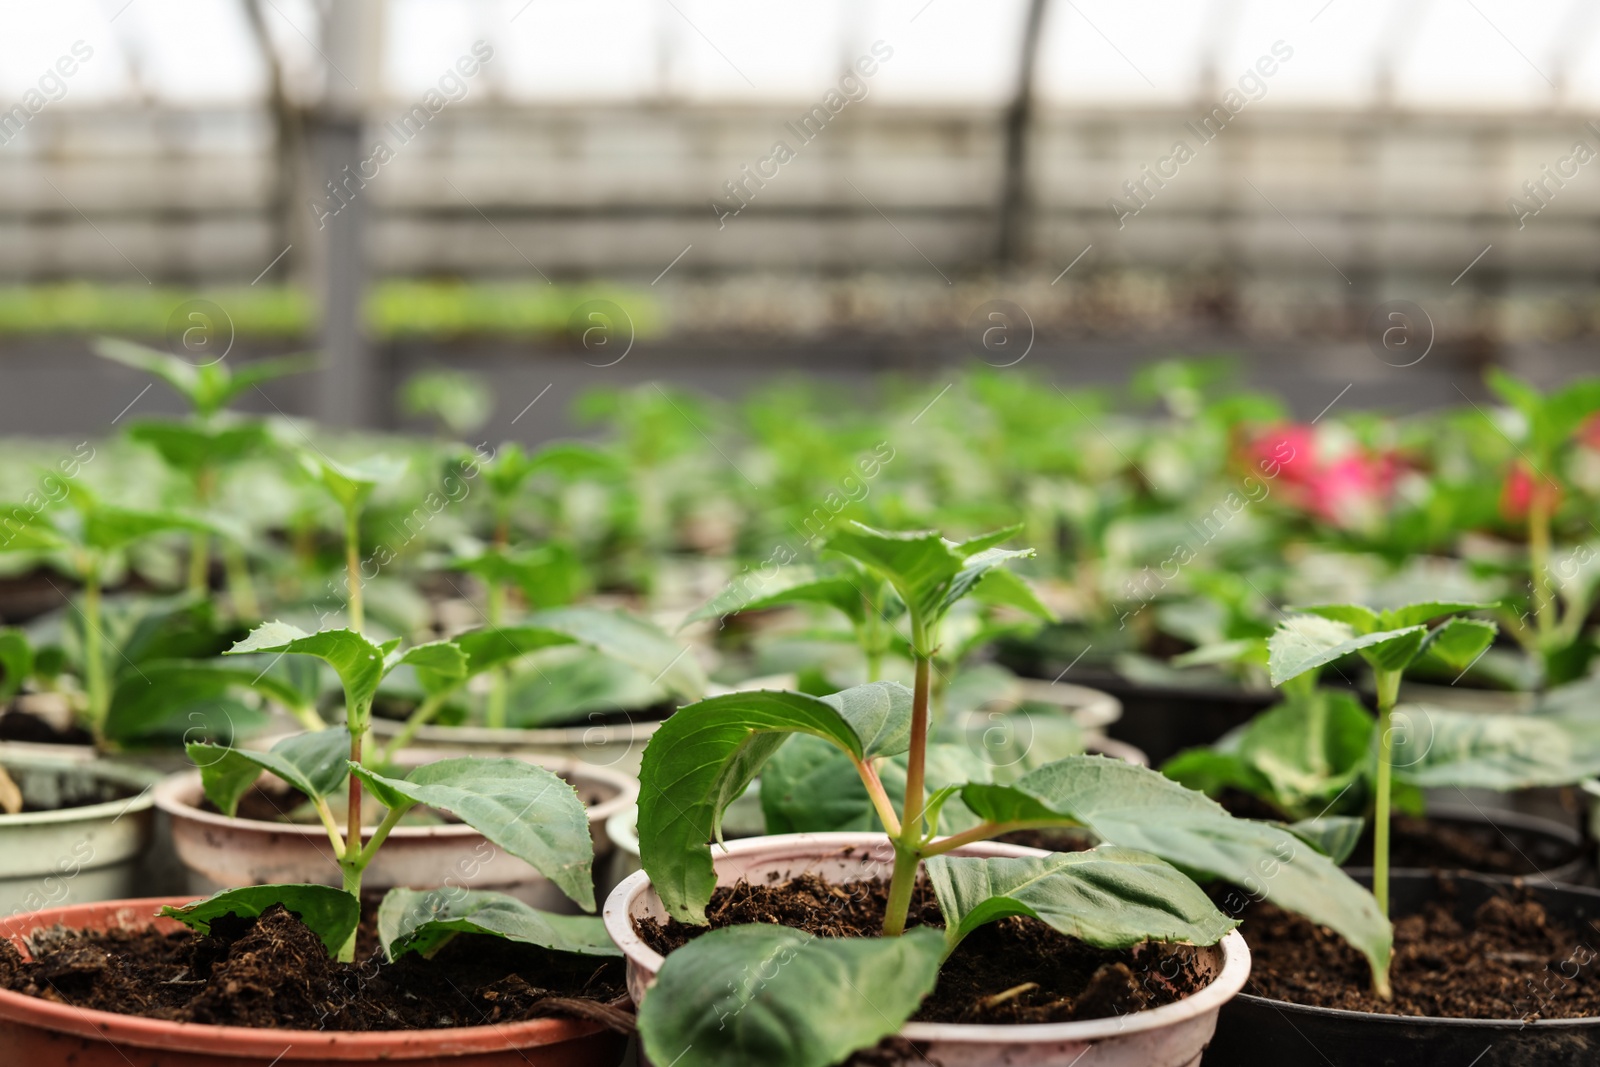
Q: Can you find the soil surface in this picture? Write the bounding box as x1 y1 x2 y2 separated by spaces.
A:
635 872 1207 1026
0 903 630 1031
1231 882 1600 1019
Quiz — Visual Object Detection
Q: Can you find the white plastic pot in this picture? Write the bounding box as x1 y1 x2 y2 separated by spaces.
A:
366 715 660 778
155 756 637 912
0 754 157 915
604 832 1250 1067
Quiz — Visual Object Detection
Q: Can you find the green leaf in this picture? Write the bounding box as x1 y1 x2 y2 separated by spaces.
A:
637 924 946 1067
1379 602 1491 630
1418 618 1498 671
385 639 468 680
1268 615 1426 685
684 567 871 627
637 688 870 923
93 337 203 409
350 758 596 911
126 421 269 472
106 658 320 741
377 887 619 962
925 847 1234 950
451 624 582 680
969 567 1054 621
0 629 33 702
217 354 316 406
820 681 912 759
1393 708 1600 790
1287 816 1365 864
962 756 1392 982
0 507 69 552
761 738 989 836
160 884 360 958
187 726 351 814
822 523 1033 641
526 606 706 700
1229 691 1375 819
1300 605 1381 634
300 453 408 513
453 544 589 609
225 623 387 718
83 505 213 552
502 645 664 727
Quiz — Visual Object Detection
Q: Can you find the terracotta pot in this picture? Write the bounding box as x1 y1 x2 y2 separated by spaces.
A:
0 754 157 915
0 897 628 1066
155 757 636 912
604 832 1251 1067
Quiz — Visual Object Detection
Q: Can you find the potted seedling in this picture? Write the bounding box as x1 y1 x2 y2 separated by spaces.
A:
0 634 631 1065
95 337 312 619
1208 600 1600 1066
605 523 1392 1067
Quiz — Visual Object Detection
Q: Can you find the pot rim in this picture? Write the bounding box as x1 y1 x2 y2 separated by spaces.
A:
603 831 1250 1044
0 896 619 1058
153 757 638 839
1235 870 1600 1029
367 715 665 746
0 755 158 828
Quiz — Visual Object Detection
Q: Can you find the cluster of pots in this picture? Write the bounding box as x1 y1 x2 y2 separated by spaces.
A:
4 680 1600 1067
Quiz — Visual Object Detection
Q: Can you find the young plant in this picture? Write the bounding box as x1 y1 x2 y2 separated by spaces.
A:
176 620 610 966
0 484 214 743
295 451 409 632
95 337 312 614
1267 602 1497 934
1483 370 1600 686
633 523 1391 1067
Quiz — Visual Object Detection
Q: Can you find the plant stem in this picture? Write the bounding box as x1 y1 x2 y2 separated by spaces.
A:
344 508 363 631
345 727 364 870
900 652 931 837
485 579 509 728
356 802 411 866
1372 668 1401 919
222 540 261 620
922 818 1072 856
188 530 210 594
336 858 363 963
1528 479 1555 639
880 839 921 938
856 759 901 837
81 562 108 743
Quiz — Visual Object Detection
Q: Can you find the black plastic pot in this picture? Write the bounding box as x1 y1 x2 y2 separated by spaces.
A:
1346 803 1590 888
1069 668 1277 765
1208 872 1600 1067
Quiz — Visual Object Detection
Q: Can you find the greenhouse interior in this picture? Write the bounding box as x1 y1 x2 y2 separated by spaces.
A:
3 2 1600 1065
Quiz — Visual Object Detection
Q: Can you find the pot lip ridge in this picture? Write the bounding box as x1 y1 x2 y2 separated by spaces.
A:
0 754 159 828
0 896 618 1058
153 756 638 837
603 831 1251 1043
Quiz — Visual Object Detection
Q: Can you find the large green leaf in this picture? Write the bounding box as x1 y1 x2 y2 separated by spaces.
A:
1418 618 1497 670
1229 690 1374 819
961 756 1392 982
1268 615 1426 685
127 421 269 472
526 606 706 700
684 566 872 627
637 924 946 1067
503 645 665 727
94 337 205 408
637 688 871 923
450 625 582 680
377 887 619 962
1287 816 1365 864
160 884 359 958
0 507 69 552
925 848 1234 950
83 505 213 552
0 629 33 702
187 725 352 814
225 623 386 717
1380 603 1491 630
350 758 596 911
1393 707 1600 790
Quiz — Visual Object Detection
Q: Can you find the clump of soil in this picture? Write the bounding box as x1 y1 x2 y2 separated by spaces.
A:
0 904 630 1031
1232 882 1600 1019
635 871 1207 1025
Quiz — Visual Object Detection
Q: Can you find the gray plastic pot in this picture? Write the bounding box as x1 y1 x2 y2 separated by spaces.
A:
606 832 1250 1066
0 753 157 915
155 755 637 911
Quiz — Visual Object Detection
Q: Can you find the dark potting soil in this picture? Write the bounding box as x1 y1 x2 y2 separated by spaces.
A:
634 872 1207 1026
0 707 93 747
1231 884 1600 1019
0 903 631 1032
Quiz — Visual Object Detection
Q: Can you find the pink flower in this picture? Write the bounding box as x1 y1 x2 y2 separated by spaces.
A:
1248 424 1399 528
1499 461 1561 522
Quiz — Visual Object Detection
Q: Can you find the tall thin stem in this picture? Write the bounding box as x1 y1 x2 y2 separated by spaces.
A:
1528 479 1555 640
345 724 364 873
1372 668 1401 918
344 508 363 631
485 578 509 728
81 562 108 743
880 840 920 938
901 653 931 837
